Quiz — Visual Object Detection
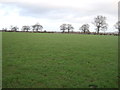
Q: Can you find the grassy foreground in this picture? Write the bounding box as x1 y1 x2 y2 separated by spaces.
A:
2 32 118 88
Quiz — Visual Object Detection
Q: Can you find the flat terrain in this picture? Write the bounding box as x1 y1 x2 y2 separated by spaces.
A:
2 32 118 88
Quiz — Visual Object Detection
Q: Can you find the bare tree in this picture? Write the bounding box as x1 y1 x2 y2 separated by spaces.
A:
2 28 7 32
66 24 74 33
79 24 90 33
92 15 108 34
32 23 43 32
11 26 19 32
114 21 120 34
22 26 30 32
60 24 67 33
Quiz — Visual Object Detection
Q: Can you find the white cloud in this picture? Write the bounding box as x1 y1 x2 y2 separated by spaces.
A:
0 0 119 32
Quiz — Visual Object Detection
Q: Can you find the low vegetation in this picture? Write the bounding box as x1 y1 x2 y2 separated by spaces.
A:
2 32 118 88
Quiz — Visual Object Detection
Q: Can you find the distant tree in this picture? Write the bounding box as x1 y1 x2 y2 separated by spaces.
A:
44 30 47 32
60 24 74 33
22 26 30 32
32 23 43 32
79 24 90 33
92 15 108 34
60 24 67 33
66 24 74 33
11 26 19 32
114 21 120 34
2 28 7 32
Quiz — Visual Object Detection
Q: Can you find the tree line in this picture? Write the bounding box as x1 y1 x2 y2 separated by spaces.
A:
1 15 120 34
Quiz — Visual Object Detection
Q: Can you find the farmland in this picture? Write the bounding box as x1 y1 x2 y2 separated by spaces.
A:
2 32 118 88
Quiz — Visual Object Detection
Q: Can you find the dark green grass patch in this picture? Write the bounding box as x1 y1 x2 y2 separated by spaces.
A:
2 32 118 88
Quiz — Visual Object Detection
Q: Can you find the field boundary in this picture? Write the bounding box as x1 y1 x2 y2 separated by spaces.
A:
0 31 119 36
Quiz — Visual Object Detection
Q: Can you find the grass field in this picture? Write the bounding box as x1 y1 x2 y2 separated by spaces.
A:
2 32 118 88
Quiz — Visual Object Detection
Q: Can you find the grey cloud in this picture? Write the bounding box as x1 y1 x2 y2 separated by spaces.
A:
1 2 72 19
0 1 117 22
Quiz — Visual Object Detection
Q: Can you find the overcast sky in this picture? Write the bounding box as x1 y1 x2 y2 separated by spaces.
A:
0 0 119 32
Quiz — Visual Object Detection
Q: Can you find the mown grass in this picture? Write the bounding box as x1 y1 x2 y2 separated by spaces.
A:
2 32 118 88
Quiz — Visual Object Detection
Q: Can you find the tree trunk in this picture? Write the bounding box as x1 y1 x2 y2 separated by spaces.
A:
63 30 65 33
68 29 69 33
97 27 100 34
84 29 85 33
36 29 38 32
119 28 120 35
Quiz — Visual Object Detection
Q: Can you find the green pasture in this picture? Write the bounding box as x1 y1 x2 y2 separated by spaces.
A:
2 32 118 88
